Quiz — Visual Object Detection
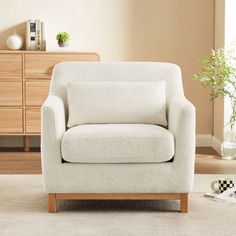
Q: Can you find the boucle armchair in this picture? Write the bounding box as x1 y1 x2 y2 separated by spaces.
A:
41 62 195 213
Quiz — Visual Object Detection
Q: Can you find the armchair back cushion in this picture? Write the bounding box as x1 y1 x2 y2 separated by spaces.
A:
67 81 167 127
49 62 184 118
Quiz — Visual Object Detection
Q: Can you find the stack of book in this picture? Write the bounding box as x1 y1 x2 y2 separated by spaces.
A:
26 19 46 51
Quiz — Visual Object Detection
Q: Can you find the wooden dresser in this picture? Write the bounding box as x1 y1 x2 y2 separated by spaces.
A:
0 50 99 151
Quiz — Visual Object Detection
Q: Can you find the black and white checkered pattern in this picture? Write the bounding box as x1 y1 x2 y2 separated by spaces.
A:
219 180 234 193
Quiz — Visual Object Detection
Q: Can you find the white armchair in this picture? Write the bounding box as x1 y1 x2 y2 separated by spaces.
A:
41 62 195 213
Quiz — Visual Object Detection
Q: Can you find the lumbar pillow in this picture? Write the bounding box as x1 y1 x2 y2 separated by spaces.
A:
67 81 167 127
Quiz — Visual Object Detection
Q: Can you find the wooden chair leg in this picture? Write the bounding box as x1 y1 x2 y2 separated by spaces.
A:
180 193 188 213
48 194 57 213
23 136 30 152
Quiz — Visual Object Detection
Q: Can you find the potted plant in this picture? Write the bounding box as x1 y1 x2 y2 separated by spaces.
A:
56 32 70 47
194 47 236 159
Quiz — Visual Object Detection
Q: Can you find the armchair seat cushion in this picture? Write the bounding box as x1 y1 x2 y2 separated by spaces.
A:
61 124 174 164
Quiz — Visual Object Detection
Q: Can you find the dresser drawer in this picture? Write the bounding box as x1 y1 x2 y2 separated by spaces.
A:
0 54 22 79
0 109 23 133
25 108 40 133
24 53 99 78
0 82 22 106
25 81 50 106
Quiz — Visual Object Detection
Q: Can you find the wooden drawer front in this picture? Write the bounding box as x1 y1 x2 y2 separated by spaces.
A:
26 81 50 106
0 82 22 106
0 109 22 133
25 53 99 78
0 54 22 79
25 108 40 133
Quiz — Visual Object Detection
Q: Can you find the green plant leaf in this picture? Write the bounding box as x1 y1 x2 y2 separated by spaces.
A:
193 46 236 129
56 32 70 42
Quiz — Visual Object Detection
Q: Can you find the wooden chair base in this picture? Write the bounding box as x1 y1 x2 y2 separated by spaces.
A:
48 193 189 213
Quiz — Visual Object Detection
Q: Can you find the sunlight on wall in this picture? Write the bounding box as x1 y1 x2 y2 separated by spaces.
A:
225 0 236 47
224 0 236 127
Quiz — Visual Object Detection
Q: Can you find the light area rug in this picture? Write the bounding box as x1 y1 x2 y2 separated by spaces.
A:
0 174 236 236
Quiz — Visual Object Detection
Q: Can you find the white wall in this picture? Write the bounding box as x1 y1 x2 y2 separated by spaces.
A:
224 0 236 129
225 0 236 47
0 0 215 147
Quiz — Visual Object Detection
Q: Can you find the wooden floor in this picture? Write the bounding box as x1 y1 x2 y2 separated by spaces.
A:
0 148 41 174
0 147 235 174
195 147 236 174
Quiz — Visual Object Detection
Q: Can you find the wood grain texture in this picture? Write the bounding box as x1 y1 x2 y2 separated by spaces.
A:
25 53 99 78
0 54 22 78
0 109 22 133
180 193 188 213
25 108 40 133
0 50 99 55
25 81 50 106
0 51 99 148
23 136 30 152
0 82 22 106
194 147 236 174
48 194 57 213
0 150 41 174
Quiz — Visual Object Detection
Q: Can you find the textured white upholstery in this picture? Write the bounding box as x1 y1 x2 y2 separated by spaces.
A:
67 81 167 127
49 62 183 116
41 62 195 194
61 124 174 163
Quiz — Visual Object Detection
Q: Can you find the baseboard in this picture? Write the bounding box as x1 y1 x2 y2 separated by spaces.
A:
211 136 223 156
196 134 223 156
196 134 212 147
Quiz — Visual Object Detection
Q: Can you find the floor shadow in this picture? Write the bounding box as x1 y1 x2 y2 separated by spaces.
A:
58 200 180 213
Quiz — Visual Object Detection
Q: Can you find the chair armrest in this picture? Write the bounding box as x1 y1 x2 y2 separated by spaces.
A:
168 95 196 192
41 95 66 141
168 95 195 139
41 95 66 192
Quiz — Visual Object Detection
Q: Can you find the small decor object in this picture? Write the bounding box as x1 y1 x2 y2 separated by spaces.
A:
56 32 70 47
211 179 235 193
26 19 46 51
193 47 236 159
215 187 236 203
6 32 23 50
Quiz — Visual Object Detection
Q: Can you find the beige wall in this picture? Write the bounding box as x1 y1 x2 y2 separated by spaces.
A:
0 0 215 134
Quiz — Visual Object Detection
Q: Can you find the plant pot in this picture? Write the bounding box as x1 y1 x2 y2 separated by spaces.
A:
222 123 236 160
58 41 70 47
